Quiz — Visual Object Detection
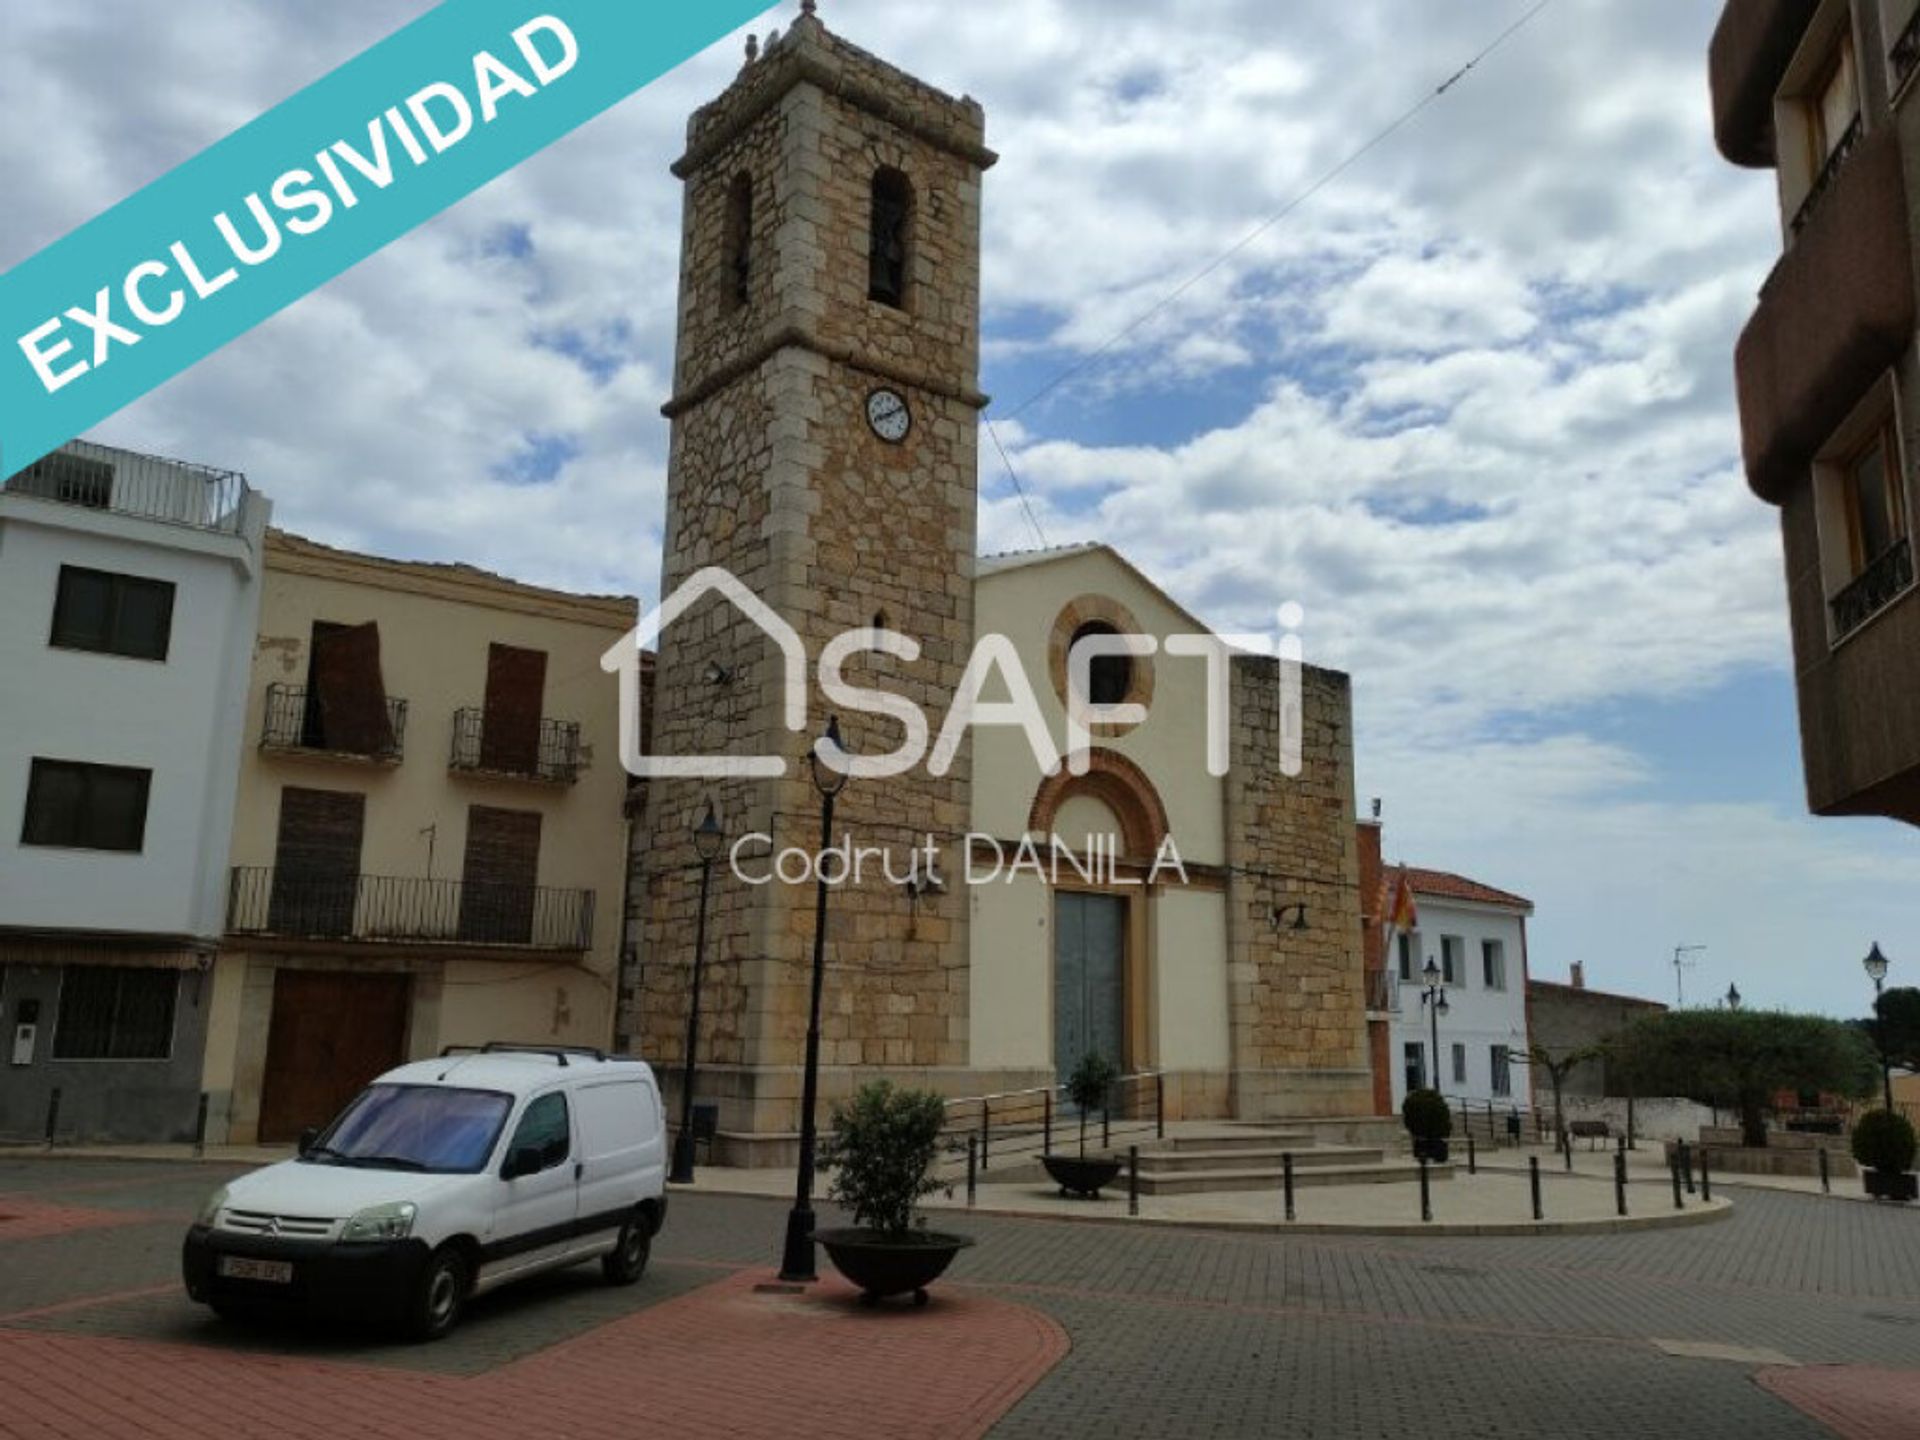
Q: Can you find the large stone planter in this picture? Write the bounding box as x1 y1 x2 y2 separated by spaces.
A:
1042 1154 1123 1198
1863 1169 1918 1203
814 1229 975 1305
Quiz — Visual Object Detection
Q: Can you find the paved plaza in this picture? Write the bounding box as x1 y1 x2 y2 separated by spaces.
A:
0 1154 1916 1438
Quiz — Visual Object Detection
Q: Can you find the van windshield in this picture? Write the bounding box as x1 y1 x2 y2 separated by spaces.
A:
310 1085 512 1174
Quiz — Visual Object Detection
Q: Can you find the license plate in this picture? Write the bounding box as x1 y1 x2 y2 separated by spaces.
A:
217 1256 293 1284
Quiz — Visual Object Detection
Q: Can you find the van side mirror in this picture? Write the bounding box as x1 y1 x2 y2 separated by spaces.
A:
502 1145 543 1181
298 1126 320 1157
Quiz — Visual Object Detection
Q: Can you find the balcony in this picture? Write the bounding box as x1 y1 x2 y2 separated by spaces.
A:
449 709 582 784
227 867 596 952
260 683 408 765
1710 0 1820 167
2 440 253 536
1735 126 1916 503
1832 540 1917 639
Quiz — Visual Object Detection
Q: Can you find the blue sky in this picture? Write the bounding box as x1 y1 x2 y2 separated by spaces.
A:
2 0 1913 1016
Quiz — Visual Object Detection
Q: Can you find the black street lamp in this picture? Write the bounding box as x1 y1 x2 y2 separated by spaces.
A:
669 800 725 1186
779 716 849 1283
1865 943 1895 1113
1421 957 1450 1093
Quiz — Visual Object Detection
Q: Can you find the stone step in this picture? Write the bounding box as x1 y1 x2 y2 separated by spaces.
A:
1134 1161 1452 1196
1155 1131 1316 1153
1139 1145 1385 1173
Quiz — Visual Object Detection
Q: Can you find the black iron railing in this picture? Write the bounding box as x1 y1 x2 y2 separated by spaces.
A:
448 708 582 784
1831 540 1915 639
1791 115 1863 237
939 1071 1164 1172
227 866 595 951
3 441 251 535
260 683 408 762
1894 5 1920 94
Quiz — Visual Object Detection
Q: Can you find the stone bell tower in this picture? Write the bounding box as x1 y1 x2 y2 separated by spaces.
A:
627 3 995 1164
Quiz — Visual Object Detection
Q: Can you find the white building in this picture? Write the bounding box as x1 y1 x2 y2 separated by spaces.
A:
0 440 270 1143
1380 866 1533 1112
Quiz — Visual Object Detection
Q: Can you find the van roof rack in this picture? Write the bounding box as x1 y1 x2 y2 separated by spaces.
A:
437 1043 610 1067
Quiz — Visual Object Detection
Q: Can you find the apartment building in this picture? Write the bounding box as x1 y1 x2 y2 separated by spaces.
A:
1379 867 1533 1111
0 442 270 1143
203 531 634 1144
1712 0 1920 823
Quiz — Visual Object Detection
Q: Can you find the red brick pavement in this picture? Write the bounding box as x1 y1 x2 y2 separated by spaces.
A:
0 1200 156 1244
1756 1366 1920 1440
0 1268 1069 1440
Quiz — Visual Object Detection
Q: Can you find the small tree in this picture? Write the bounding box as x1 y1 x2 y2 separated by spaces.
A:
1401 1088 1452 1142
1610 1010 1880 1148
1525 1044 1602 1150
818 1081 949 1239
1066 1052 1118 1158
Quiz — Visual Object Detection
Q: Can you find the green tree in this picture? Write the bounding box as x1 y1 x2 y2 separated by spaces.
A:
1873 987 1920 1072
1610 1010 1880 1148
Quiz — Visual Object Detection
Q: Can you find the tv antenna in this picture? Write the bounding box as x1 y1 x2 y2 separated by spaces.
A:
1672 945 1706 1007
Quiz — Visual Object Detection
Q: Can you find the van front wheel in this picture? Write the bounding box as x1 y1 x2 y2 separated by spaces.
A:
603 1212 651 1285
406 1246 468 1342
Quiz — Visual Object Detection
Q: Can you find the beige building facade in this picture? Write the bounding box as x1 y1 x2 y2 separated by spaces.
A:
203 532 634 1144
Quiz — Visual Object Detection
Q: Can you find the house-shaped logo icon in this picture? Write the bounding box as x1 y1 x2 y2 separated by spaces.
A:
600 567 809 779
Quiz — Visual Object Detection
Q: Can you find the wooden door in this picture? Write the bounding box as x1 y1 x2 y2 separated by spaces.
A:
459 806 542 944
480 644 546 774
256 970 411 1142
268 788 365 938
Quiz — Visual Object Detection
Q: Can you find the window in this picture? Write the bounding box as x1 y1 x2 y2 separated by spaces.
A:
724 172 753 309
1844 421 1908 574
53 967 177 1060
317 1084 513 1174
1403 1042 1426 1093
1397 931 1414 982
50 566 175 661
1491 1045 1512 1098
22 760 151 852
505 1092 571 1172
1441 935 1465 987
1482 939 1507 992
1808 31 1859 171
868 168 913 308
1451 1043 1467 1086
1069 622 1133 708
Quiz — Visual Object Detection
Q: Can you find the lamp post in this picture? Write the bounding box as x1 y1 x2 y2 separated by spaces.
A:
669 800 725 1186
779 717 849 1282
1421 957 1450 1093
1865 943 1895 1113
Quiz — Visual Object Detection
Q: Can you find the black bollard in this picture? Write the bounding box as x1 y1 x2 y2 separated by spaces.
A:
1043 1091 1052 1157
1128 1145 1140 1218
1468 1133 1477 1175
44 1087 61 1148
193 1092 209 1157
980 1100 990 1172
1614 1151 1628 1217
1564 1135 1574 1173
1529 1155 1544 1221
1103 1104 1111 1150
1671 1151 1684 1209
1681 1142 1696 1196
1283 1152 1296 1222
1419 1156 1433 1223
1819 1147 1831 1195
967 1135 978 1208
1700 1149 1712 1203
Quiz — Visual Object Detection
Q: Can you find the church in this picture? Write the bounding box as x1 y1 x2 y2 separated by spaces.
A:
620 3 1371 1165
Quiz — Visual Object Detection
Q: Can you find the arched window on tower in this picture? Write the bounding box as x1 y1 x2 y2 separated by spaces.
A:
724 173 754 309
869 168 913 309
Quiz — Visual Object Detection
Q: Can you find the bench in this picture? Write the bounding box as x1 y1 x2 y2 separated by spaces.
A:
1568 1120 1611 1150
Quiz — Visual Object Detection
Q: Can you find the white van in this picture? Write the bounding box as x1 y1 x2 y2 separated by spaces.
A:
183 1045 669 1340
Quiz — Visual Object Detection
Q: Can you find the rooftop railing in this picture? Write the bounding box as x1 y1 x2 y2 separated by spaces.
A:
2 440 252 536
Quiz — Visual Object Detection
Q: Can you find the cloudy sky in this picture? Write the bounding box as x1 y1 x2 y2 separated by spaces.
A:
3 0 1911 1017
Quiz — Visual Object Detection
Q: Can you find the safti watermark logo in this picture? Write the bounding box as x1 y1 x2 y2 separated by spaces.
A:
600 566 1305 783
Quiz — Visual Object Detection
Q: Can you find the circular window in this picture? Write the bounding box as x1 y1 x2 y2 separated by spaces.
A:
1069 621 1132 708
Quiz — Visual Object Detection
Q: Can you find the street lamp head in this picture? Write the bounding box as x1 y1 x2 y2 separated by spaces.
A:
693 799 724 863
1864 943 1891 985
1436 992 1450 1018
1422 957 1441 987
810 715 850 798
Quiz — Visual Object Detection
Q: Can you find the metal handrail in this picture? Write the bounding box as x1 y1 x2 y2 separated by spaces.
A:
1831 539 1915 639
3 440 251 536
226 866 595 951
260 683 409 761
448 708 583 784
1791 114 1863 237
939 1071 1165 1171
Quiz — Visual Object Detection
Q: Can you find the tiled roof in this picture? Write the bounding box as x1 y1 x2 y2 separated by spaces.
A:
1388 865 1533 914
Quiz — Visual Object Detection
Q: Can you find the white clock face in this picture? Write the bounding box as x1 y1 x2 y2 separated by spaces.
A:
867 388 912 443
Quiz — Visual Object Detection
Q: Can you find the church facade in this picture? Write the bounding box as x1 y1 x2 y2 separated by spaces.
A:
621 7 1370 1163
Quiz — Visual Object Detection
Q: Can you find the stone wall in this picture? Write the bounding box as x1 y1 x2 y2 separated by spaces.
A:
1222 656 1372 1119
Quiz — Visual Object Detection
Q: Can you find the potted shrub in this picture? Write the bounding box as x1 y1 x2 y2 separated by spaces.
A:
1851 1109 1918 1203
1041 1052 1124 1199
814 1080 974 1306
1402 1088 1453 1164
